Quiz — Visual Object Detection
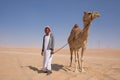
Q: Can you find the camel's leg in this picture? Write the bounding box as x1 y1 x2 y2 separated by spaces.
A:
80 48 85 72
69 48 73 67
77 50 80 70
74 50 78 72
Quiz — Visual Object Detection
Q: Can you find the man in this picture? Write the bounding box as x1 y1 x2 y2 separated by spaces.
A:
41 26 54 75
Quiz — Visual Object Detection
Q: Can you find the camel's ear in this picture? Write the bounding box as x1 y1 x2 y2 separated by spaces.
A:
84 12 87 14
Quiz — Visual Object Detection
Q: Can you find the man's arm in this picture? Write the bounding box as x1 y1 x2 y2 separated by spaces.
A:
41 36 45 56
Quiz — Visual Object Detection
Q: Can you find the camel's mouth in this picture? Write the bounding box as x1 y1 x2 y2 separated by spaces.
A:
94 12 100 17
97 14 100 17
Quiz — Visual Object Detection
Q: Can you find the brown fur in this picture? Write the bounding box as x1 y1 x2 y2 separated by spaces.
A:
68 11 100 72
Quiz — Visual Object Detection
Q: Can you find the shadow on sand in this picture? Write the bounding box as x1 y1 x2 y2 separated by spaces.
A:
27 64 67 73
52 64 67 71
27 66 43 73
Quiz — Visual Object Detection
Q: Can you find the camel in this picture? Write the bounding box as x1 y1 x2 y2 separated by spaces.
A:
68 11 100 72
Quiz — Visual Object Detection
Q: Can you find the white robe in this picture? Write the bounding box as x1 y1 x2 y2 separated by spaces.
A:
42 34 53 71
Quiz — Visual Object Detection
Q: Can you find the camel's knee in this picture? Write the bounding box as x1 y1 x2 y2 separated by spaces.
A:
70 56 73 60
81 58 84 62
75 58 78 62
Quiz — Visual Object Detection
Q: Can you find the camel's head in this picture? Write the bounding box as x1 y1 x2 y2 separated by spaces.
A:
83 11 100 23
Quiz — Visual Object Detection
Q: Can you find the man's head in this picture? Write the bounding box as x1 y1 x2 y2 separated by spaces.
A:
44 26 51 35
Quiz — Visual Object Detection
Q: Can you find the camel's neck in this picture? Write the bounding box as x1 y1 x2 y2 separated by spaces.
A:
82 21 91 40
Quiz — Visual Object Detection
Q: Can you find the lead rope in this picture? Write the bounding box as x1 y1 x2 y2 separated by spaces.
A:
54 42 68 53
53 32 83 53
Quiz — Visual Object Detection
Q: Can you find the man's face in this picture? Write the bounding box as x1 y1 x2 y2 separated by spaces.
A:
45 28 50 35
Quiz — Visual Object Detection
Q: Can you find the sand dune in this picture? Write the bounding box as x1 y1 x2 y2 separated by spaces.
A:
0 47 120 80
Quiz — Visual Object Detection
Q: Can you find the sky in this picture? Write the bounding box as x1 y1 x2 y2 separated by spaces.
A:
0 0 120 48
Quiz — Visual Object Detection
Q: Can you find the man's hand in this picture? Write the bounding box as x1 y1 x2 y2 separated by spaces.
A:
41 51 43 56
51 50 54 54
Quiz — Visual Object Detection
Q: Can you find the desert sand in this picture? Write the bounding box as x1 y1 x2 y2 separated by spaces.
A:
0 47 120 80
